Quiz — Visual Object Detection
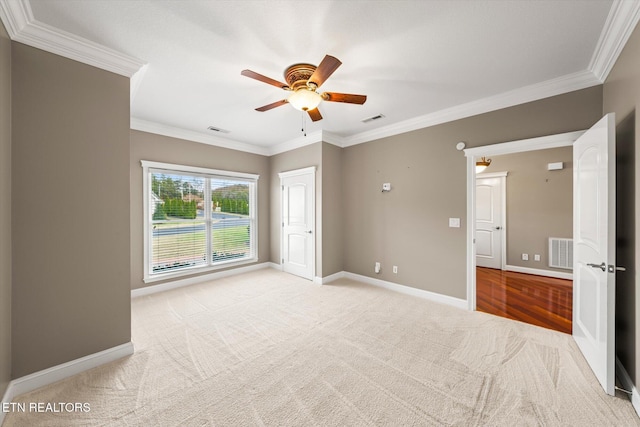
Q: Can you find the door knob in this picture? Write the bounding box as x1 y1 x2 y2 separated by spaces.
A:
494 226 502 230
587 262 606 271
305 230 313 234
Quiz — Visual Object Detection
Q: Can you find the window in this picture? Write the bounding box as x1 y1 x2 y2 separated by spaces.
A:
142 161 258 282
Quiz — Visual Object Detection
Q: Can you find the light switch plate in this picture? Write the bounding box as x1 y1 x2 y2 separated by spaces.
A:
449 218 461 228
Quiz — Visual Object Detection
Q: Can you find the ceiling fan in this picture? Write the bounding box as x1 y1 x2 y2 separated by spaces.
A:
241 55 367 122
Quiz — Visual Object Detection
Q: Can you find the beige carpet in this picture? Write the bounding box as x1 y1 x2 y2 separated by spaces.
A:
3 269 639 426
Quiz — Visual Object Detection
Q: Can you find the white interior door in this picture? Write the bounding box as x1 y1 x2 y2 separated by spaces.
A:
573 113 616 395
280 167 315 280
476 174 505 269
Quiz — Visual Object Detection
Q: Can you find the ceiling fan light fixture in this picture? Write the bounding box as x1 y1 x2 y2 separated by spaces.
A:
242 55 366 120
476 156 492 173
287 88 322 112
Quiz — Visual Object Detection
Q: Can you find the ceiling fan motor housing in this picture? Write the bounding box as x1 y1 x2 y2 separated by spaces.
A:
284 63 318 91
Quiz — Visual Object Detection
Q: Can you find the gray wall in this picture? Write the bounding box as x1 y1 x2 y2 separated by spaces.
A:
603 23 640 388
270 142 322 277
11 43 131 377
0 21 11 397
130 130 271 290
342 86 603 300
482 147 573 272
322 143 344 277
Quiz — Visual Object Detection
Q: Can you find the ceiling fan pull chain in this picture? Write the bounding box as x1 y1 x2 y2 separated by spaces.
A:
301 113 307 137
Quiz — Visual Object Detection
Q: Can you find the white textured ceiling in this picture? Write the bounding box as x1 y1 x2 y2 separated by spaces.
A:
26 0 617 152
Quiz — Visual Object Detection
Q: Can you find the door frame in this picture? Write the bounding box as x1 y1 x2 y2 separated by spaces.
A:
464 130 585 311
279 166 316 280
475 171 508 270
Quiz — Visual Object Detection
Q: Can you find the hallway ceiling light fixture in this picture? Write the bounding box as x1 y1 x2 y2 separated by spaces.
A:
476 157 492 173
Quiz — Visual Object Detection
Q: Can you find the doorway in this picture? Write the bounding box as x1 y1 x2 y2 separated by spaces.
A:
465 130 583 310
466 115 618 396
473 148 574 333
279 167 316 280
472 167 574 333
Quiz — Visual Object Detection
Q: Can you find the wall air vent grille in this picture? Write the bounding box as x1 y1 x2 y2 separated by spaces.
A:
549 237 573 270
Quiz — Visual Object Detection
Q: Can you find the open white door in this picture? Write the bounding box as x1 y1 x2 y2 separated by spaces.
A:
279 167 315 280
573 113 616 395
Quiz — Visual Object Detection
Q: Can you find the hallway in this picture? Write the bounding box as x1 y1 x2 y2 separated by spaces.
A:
476 267 573 334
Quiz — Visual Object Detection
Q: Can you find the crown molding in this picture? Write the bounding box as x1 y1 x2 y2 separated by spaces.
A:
0 0 145 77
589 0 640 82
321 131 346 148
130 64 148 107
9 0 632 156
131 119 346 157
268 131 324 156
340 69 601 148
131 118 271 156
267 130 345 156
0 0 28 38
294 0 639 150
130 68 600 157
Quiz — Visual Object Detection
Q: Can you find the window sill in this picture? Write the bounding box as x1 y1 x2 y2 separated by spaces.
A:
143 257 258 284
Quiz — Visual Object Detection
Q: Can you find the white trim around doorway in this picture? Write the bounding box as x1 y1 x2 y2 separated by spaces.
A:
463 130 585 311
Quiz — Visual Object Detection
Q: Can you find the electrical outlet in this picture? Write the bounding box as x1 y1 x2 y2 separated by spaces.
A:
522 253 529 261
534 254 541 262
375 262 381 274
393 266 398 274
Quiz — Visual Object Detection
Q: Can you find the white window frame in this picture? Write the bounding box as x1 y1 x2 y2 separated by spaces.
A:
141 160 259 283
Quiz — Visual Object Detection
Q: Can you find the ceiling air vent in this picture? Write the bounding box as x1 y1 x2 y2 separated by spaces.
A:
207 126 230 134
362 114 385 123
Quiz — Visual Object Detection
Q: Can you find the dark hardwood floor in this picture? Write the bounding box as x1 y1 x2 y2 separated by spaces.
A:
476 267 573 334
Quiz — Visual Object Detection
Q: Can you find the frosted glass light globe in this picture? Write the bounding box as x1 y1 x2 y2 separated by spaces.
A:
288 89 322 111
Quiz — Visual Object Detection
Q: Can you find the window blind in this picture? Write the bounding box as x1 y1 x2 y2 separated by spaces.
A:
145 165 257 279
211 177 252 262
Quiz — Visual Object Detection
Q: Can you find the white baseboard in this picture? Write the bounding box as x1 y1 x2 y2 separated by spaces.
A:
505 265 573 280
343 272 467 310
317 271 346 285
132 262 273 298
0 342 134 424
616 357 640 418
268 262 282 271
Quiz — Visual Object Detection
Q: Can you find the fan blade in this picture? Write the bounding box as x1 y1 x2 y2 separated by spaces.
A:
241 69 289 90
322 92 367 104
255 100 288 112
308 55 342 88
307 108 323 122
